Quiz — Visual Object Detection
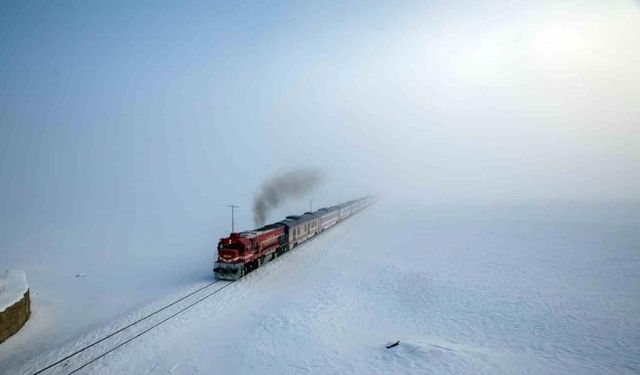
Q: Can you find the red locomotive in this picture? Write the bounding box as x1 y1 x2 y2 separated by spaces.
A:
215 224 287 279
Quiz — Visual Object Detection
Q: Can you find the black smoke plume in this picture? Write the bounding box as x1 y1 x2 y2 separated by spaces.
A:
253 168 323 226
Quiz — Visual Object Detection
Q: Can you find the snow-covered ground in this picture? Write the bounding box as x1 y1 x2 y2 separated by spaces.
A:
0 270 28 313
3 200 640 374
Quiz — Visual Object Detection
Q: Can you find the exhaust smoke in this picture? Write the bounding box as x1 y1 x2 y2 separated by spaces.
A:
253 168 323 226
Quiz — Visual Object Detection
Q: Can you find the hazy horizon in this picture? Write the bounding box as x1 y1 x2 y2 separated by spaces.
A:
1 0 639 243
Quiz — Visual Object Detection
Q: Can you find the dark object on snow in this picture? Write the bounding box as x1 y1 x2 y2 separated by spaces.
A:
386 341 400 349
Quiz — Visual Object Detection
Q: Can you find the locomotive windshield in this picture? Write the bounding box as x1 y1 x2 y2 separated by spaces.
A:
222 243 242 250
218 243 243 251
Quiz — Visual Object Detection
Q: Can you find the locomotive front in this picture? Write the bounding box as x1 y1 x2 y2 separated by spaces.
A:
214 233 248 280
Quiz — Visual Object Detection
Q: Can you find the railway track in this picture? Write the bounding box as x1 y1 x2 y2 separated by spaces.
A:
25 203 373 375
29 280 235 375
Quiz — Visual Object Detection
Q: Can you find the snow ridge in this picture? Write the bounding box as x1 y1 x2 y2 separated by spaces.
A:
0 270 29 313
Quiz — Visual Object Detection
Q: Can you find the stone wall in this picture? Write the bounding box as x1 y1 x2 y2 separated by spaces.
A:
0 289 30 344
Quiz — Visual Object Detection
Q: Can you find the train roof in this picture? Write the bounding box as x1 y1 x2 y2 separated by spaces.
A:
239 222 284 237
279 211 318 227
315 206 339 213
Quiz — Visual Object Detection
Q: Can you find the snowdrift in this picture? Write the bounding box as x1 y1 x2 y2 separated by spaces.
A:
0 270 30 344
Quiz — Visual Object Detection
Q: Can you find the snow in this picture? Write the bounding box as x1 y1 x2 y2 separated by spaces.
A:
0 269 28 313
3 200 640 374
0 212 217 370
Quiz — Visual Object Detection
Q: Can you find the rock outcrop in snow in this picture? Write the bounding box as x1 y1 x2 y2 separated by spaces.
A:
0 270 30 344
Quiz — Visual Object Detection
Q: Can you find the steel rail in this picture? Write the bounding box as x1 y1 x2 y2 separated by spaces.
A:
31 280 223 375
66 281 236 375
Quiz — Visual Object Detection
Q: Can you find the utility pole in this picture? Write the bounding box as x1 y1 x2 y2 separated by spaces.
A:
309 199 313 212
227 204 239 232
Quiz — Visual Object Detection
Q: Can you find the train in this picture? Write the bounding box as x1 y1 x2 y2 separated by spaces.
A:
213 196 374 280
